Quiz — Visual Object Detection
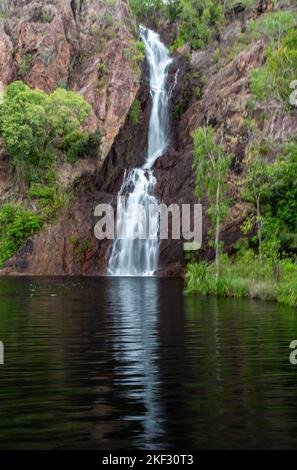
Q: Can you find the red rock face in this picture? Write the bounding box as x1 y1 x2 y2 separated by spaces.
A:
2 8 297 277
0 0 142 276
2 190 114 276
0 23 16 84
1 0 140 160
14 16 71 93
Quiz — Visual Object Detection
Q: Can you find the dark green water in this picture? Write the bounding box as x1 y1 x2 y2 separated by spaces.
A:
0 277 297 449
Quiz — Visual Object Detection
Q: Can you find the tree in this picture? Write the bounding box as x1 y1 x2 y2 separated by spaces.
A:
192 127 231 279
179 0 223 49
130 0 181 22
0 81 91 188
249 10 297 49
267 142 297 254
250 29 297 104
242 157 271 262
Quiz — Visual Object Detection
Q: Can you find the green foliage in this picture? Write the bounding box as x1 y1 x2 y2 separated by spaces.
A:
0 81 91 187
55 79 68 90
129 99 141 125
60 130 101 161
97 63 107 76
243 157 271 207
185 261 218 295
192 127 231 220
28 183 56 202
70 237 92 258
0 81 93 263
77 239 92 255
41 12 53 23
19 54 32 78
185 253 297 307
124 41 145 63
130 0 181 22
246 99 255 114
0 204 43 267
172 102 185 118
194 86 201 100
248 10 297 47
130 0 163 18
179 0 223 49
169 37 186 54
240 139 297 263
223 0 256 13
266 142 297 251
192 126 231 278
123 40 145 77
250 29 297 103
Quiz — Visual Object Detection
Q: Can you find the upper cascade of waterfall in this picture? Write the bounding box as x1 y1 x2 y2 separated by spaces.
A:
140 26 173 169
107 27 173 276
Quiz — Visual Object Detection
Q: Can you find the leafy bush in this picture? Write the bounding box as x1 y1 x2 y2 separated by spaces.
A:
250 29 297 103
185 262 217 294
223 0 256 13
0 204 43 267
129 99 141 125
19 54 32 78
179 0 223 49
267 142 297 241
55 79 68 90
248 10 297 47
130 0 163 18
172 102 185 118
123 40 146 77
124 41 145 63
60 130 101 161
0 81 91 187
130 0 181 22
170 37 186 54
28 184 56 202
192 127 231 278
70 237 92 259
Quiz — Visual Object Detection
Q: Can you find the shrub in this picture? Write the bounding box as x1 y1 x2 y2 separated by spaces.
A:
55 79 68 90
185 262 217 294
248 10 297 48
0 204 43 267
179 0 223 49
19 54 32 78
0 81 91 187
170 37 186 54
28 184 56 202
130 0 181 22
129 99 141 125
250 29 297 104
60 130 101 161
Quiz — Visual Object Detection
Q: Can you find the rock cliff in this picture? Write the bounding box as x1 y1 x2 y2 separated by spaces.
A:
0 0 139 168
1 1 297 276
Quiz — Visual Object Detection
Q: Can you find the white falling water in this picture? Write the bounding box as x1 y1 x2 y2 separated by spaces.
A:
108 27 173 276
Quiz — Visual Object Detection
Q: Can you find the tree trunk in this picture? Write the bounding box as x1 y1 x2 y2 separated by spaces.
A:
256 196 262 263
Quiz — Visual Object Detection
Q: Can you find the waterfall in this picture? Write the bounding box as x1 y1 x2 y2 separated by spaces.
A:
108 27 173 276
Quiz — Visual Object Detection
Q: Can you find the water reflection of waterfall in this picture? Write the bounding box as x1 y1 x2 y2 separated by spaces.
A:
108 27 173 276
107 277 165 448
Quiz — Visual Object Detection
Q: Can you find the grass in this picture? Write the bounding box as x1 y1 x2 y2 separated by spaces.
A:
185 250 297 307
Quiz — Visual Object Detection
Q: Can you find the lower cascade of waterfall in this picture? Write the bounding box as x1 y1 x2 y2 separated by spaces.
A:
108 27 173 276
